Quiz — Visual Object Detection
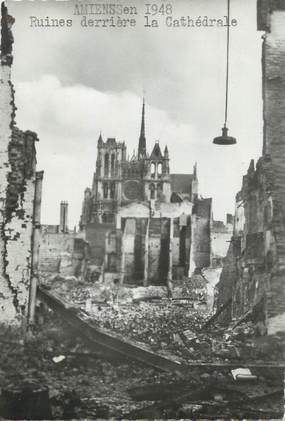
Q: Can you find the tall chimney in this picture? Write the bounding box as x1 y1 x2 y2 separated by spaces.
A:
59 201 68 233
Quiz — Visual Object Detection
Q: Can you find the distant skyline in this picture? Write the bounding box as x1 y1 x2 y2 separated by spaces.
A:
8 0 263 227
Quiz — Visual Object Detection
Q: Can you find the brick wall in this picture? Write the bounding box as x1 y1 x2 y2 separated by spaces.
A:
0 61 17 324
262 8 285 331
122 218 136 282
216 4 285 333
146 218 161 282
211 220 233 268
191 198 212 270
39 229 75 275
0 54 40 326
85 221 115 266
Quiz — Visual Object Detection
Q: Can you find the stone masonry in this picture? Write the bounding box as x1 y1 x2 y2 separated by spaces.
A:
79 101 212 285
0 3 43 328
216 1 285 335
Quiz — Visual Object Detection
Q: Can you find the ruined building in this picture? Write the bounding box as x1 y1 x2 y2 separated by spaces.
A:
211 214 233 268
80 100 212 285
216 0 285 334
39 201 87 277
0 3 43 327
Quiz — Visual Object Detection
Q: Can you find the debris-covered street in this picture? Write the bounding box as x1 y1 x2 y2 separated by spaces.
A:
0 305 284 420
40 275 284 364
5 274 274 419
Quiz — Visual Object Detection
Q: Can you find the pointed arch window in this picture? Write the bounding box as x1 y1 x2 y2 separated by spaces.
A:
111 154 115 176
157 162 162 177
103 182 108 199
107 252 117 272
110 182 116 199
151 162 156 178
104 153 109 177
149 183 155 199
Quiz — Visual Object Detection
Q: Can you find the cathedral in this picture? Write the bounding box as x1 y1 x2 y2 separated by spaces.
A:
79 100 212 285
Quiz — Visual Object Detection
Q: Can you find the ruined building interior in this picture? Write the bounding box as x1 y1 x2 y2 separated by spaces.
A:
0 0 285 419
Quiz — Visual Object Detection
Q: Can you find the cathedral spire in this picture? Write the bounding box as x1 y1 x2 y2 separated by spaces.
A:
138 97 146 159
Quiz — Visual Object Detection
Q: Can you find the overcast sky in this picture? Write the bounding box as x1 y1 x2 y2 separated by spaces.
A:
7 0 263 227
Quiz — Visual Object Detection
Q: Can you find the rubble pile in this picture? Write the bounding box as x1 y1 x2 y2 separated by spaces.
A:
84 303 282 362
126 366 284 420
86 301 208 356
0 320 174 419
0 314 283 420
41 275 283 363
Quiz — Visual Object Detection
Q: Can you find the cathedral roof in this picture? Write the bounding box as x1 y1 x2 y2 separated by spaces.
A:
170 174 194 195
171 192 191 203
150 142 163 160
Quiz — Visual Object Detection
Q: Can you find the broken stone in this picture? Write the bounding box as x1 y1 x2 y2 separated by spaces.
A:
214 393 224 402
52 355 66 364
231 368 258 381
200 373 211 380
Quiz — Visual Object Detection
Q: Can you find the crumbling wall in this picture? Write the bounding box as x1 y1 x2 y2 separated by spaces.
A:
133 218 147 281
0 71 39 325
39 229 74 275
217 157 276 327
85 221 114 266
122 218 136 282
148 218 162 283
5 130 38 317
0 57 17 324
211 219 233 268
172 216 190 279
260 5 285 333
158 218 170 282
172 218 180 267
215 240 239 322
0 4 43 328
216 2 285 335
73 237 88 277
190 198 212 271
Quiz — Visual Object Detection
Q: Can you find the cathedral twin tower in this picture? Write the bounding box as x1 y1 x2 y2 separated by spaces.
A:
80 99 173 227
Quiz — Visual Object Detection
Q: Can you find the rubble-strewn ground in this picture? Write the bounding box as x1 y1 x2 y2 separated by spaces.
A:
1 274 283 419
0 310 284 420
42 275 284 363
0 320 163 419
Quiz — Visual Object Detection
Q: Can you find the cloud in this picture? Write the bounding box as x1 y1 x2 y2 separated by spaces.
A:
15 73 262 227
9 0 264 226
10 0 262 125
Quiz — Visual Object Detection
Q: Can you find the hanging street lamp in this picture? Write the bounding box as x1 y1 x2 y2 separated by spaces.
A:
213 0 237 145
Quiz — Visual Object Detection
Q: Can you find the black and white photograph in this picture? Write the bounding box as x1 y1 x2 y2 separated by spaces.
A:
0 0 284 419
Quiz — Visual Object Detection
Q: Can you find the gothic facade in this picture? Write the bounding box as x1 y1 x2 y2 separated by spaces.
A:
79 101 211 285
80 101 193 228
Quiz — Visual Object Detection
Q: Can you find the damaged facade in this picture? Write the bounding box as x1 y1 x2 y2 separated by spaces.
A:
216 0 285 335
39 202 87 277
211 215 233 268
0 3 43 327
79 101 212 285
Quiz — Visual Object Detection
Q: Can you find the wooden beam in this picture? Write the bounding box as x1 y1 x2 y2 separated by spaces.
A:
201 298 232 330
